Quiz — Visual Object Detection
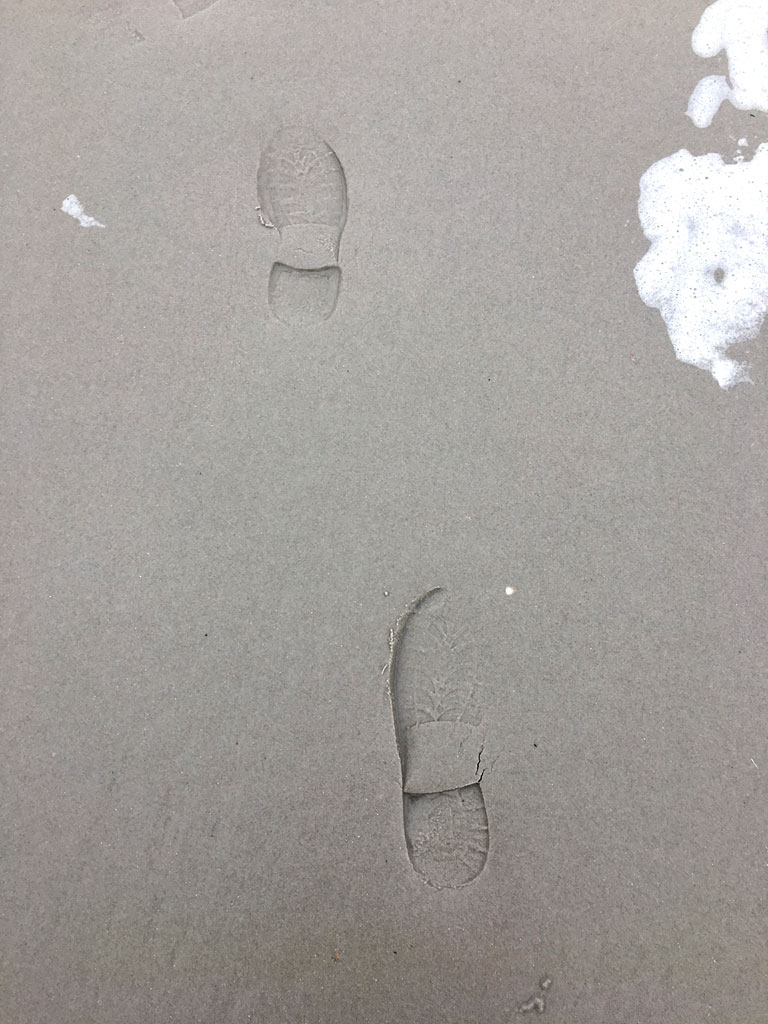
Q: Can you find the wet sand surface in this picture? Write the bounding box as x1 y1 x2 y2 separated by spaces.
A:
2 1 767 1021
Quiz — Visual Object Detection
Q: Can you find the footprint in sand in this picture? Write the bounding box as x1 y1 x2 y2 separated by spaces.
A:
257 127 347 326
387 588 489 889
171 0 220 17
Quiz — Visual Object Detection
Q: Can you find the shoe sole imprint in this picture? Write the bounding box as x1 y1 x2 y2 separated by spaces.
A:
257 127 347 325
387 588 489 889
172 0 219 17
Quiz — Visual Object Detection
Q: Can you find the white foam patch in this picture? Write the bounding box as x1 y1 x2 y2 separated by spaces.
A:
687 0 768 124
634 145 768 388
686 74 731 127
61 194 105 228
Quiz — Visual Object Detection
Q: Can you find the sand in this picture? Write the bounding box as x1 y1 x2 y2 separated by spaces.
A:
2 0 767 1021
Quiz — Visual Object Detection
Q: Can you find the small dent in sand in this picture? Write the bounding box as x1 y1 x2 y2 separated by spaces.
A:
519 975 553 1014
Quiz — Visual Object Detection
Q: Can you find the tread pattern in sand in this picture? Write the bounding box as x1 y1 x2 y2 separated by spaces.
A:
389 588 489 888
172 0 219 17
257 127 347 325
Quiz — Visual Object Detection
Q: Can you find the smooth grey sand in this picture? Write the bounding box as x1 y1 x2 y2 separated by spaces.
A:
2 1 767 1021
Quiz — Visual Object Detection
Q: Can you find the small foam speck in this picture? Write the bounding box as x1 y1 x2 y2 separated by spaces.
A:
61 194 105 228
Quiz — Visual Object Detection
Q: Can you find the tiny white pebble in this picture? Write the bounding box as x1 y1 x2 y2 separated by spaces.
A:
505 586 515 596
